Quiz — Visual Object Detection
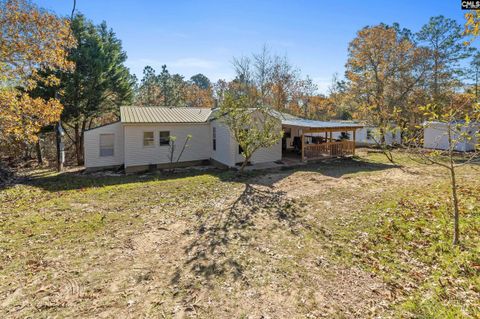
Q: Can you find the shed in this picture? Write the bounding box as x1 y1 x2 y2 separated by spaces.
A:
423 121 479 152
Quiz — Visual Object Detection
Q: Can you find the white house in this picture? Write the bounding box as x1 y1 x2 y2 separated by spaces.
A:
324 123 401 146
84 106 364 173
423 121 479 152
352 125 402 146
84 107 282 173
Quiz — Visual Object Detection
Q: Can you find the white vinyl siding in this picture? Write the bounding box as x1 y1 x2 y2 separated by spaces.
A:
124 123 211 168
84 122 124 168
212 111 282 167
250 140 282 164
99 134 114 157
210 120 235 166
424 122 478 152
234 139 281 165
335 126 401 146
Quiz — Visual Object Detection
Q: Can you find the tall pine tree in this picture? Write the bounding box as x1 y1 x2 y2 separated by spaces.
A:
38 14 134 165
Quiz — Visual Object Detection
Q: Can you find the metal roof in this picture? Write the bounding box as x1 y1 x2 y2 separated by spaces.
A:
270 110 301 121
282 119 364 129
120 106 212 123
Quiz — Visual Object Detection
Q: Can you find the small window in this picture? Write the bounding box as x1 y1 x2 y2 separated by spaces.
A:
212 127 216 151
143 132 154 147
159 131 170 146
239 144 243 154
99 134 114 157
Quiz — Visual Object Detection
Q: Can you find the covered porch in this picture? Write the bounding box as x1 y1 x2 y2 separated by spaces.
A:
281 119 363 162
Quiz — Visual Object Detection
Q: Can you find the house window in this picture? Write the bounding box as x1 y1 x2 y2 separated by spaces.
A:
99 134 114 157
159 131 170 146
143 131 154 147
212 127 216 151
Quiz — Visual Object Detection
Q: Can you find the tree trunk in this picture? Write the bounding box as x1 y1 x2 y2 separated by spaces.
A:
447 124 460 245
56 123 63 172
74 122 81 165
450 166 460 246
239 155 250 173
78 120 86 166
36 138 43 165
74 121 86 166
475 68 478 100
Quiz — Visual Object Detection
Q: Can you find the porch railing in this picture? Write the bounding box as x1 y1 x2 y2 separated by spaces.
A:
304 141 355 159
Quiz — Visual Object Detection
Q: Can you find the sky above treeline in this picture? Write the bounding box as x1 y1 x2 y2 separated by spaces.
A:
35 0 471 93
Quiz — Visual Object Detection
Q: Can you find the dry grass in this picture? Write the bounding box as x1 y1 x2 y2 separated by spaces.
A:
0 150 478 318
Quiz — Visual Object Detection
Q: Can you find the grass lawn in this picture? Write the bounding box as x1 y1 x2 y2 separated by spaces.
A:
0 150 479 318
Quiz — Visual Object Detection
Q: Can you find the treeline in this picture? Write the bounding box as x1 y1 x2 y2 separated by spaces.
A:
339 17 479 139
133 47 324 119
1 0 478 170
135 66 213 108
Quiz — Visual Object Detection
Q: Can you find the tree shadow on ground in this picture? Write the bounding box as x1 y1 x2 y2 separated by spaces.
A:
171 182 308 305
2 157 397 193
1 167 227 192
241 157 399 188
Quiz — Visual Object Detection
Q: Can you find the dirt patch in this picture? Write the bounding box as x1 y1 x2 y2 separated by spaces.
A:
0 153 466 318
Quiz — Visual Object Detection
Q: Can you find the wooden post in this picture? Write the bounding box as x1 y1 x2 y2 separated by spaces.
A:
329 131 332 142
352 129 356 155
301 133 305 161
325 131 327 141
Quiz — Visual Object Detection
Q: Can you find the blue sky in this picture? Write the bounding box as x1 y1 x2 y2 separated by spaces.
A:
35 0 469 93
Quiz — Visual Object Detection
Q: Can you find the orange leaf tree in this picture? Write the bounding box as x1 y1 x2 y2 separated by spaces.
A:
0 0 74 147
464 10 480 44
345 24 430 161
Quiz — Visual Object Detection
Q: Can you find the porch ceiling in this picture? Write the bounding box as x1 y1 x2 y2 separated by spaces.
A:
282 119 363 132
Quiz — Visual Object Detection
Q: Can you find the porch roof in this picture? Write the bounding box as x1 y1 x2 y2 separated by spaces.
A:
282 119 363 132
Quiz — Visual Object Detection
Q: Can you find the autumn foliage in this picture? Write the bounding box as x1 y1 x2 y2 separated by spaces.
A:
0 0 74 145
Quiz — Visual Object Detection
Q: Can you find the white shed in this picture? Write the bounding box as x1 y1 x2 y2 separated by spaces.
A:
423 121 479 152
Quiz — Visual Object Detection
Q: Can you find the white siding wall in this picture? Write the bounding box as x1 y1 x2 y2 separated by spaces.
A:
84 122 125 168
212 112 282 167
124 123 211 168
211 120 235 166
250 141 282 164
233 139 281 165
234 113 282 165
346 126 401 146
424 122 478 152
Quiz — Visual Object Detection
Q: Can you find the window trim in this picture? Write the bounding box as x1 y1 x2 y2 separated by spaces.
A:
159 131 170 146
143 131 155 148
99 133 115 157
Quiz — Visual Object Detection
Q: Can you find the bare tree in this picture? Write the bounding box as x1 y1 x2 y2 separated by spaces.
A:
406 94 479 245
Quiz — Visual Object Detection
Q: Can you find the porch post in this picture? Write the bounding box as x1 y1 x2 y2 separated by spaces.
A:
352 129 356 155
329 131 332 142
301 132 305 161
